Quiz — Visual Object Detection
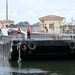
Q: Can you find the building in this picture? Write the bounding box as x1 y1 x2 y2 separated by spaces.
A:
61 20 75 34
39 15 64 34
0 20 14 28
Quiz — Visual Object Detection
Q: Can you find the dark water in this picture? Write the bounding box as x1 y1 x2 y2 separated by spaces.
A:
0 37 75 75
0 58 75 75
0 44 75 75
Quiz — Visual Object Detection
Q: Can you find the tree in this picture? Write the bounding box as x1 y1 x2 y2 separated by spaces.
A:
15 21 30 27
24 21 30 26
32 22 39 27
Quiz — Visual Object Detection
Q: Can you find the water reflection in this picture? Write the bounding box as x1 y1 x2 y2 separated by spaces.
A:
8 60 75 75
0 55 75 75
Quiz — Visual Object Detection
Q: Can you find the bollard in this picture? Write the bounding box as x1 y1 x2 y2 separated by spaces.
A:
17 42 21 63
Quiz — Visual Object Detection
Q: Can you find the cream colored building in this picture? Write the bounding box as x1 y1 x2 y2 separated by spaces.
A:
0 20 14 28
39 15 64 34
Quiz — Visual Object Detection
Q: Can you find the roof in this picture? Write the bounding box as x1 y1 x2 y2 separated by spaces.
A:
39 15 64 20
0 20 14 23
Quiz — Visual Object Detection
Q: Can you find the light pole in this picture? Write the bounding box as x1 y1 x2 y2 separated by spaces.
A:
6 0 8 20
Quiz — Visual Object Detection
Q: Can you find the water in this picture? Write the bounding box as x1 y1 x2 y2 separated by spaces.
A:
0 37 75 75
0 57 75 75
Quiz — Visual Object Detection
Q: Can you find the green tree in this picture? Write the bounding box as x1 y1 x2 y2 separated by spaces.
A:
24 21 30 26
32 22 39 27
16 21 30 27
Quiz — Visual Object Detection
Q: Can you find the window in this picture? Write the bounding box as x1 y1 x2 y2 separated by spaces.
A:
42 24 44 28
42 20 44 23
44 24 47 29
49 23 54 30
59 22 61 24
45 24 46 27
2 25 4 28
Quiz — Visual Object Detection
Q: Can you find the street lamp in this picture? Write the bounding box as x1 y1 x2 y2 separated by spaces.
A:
6 0 8 20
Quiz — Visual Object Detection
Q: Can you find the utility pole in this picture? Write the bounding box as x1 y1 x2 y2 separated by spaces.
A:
6 0 8 20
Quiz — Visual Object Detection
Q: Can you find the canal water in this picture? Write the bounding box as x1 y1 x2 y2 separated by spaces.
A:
0 58 75 75
0 37 75 75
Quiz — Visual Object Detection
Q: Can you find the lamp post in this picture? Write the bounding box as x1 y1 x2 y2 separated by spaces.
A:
6 0 8 20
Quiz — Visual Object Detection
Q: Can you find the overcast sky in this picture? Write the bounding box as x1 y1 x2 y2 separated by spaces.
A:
0 0 75 24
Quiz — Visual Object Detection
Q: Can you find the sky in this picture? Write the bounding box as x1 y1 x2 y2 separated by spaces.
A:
0 0 75 25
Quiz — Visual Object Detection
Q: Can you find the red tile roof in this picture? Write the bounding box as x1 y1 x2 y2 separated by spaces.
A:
0 20 14 23
39 15 64 20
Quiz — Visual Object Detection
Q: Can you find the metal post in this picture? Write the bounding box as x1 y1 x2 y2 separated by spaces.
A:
18 59 21 75
18 46 21 62
6 0 8 20
17 42 21 63
72 26 73 40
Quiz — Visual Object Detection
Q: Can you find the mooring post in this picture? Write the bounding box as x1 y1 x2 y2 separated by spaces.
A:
18 58 21 75
17 42 21 63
